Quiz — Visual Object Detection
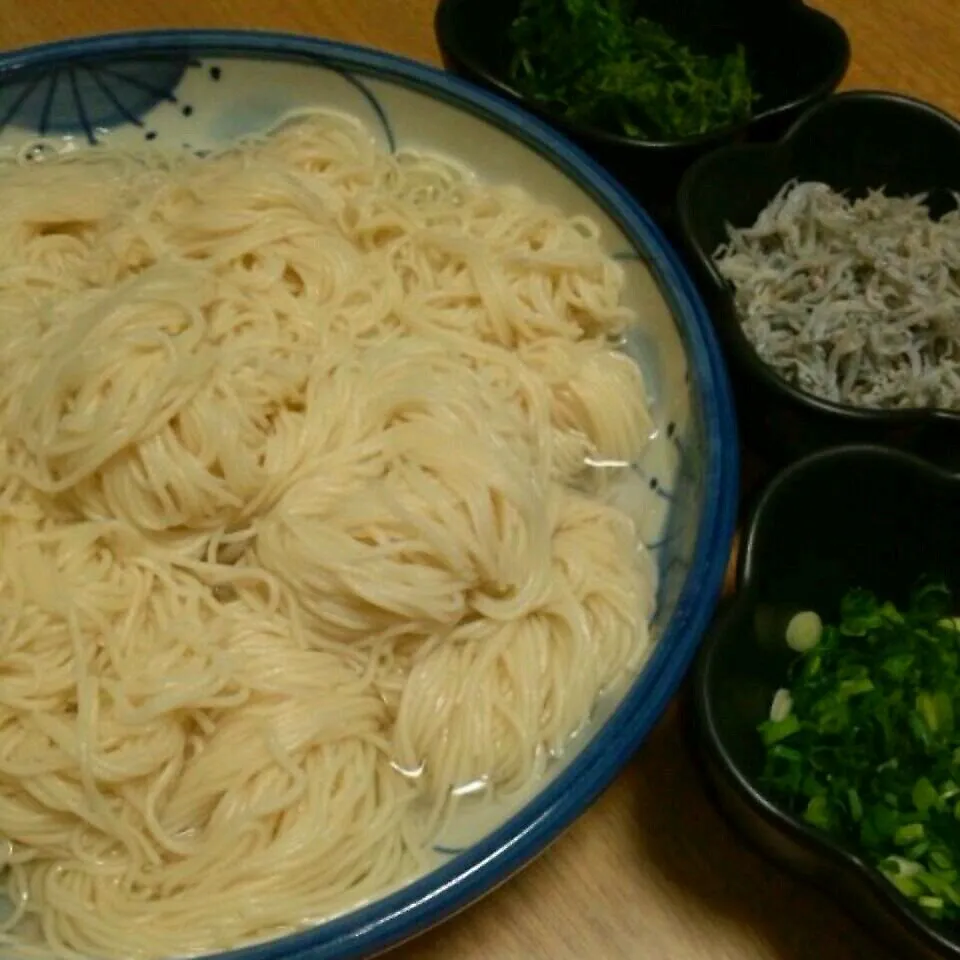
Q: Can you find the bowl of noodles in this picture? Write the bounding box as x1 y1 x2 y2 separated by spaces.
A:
0 29 737 960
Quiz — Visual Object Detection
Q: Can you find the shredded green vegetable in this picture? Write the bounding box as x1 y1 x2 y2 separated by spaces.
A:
507 0 757 141
758 582 960 921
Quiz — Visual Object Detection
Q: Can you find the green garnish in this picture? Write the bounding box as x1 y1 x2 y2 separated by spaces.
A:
785 610 823 653
758 582 960 921
507 0 757 140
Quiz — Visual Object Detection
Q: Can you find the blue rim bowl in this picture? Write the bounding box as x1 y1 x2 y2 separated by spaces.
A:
0 29 739 960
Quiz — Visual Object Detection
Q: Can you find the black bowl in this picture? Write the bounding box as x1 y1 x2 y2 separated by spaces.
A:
691 445 960 960
677 91 960 469
434 0 850 238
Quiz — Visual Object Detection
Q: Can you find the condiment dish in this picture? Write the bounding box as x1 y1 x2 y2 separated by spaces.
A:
691 444 960 960
434 0 850 237
678 91 960 467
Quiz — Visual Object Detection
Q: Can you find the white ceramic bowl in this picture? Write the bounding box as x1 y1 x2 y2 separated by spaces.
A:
0 30 739 960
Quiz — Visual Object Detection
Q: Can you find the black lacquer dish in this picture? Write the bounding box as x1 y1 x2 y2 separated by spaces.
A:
692 445 960 960
678 91 960 468
435 0 850 232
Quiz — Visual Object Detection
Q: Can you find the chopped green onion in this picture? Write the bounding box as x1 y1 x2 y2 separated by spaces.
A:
931 850 954 871
895 823 926 846
786 610 823 653
759 713 800 746
941 781 960 801
804 795 832 829
769 688 793 723
913 778 941 813
758 583 960 921
919 896 945 916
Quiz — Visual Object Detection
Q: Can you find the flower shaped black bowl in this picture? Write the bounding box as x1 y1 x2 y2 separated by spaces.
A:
692 445 960 960
678 91 960 469
434 0 849 235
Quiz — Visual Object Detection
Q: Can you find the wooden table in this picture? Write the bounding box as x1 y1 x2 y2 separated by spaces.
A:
4 3 957 959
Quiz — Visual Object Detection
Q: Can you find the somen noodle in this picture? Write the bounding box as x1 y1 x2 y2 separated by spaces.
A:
0 110 656 959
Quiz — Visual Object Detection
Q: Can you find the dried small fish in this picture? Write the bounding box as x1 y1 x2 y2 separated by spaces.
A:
712 180 960 409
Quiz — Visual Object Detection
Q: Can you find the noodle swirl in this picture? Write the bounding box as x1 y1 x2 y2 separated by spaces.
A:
0 111 655 959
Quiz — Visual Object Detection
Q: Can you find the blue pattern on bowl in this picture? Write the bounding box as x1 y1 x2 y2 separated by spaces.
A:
0 29 738 960
0 56 396 153
0 56 197 142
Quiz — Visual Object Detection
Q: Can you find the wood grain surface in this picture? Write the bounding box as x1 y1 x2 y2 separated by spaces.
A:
2 2 954 958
